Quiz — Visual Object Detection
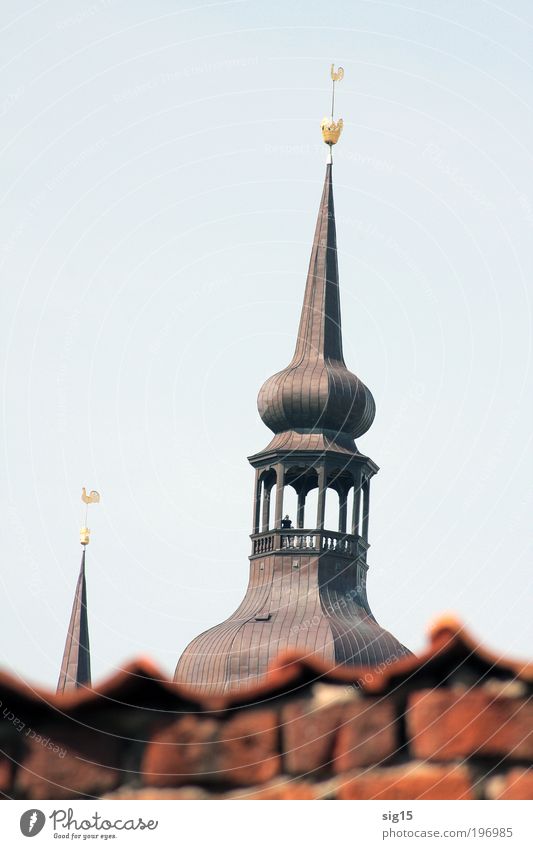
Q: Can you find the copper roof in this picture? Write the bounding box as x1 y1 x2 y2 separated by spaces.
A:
257 163 375 449
3 616 532 715
174 563 411 693
2 617 532 800
174 160 409 692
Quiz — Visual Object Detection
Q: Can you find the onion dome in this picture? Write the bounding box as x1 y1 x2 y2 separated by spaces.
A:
257 163 375 445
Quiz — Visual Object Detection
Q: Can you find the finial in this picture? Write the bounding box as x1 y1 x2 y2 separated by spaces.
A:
80 487 100 546
80 527 91 546
321 64 344 153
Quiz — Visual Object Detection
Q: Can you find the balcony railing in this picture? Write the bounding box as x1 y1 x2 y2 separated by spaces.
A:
251 528 367 558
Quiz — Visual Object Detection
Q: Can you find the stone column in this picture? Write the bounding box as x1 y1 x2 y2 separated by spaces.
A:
297 488 306 528
253 471 261 534
338 485 348 534
317 466 327 530
362 479 370 542
274 464 285 529
261 485 271 532
351 471 362 536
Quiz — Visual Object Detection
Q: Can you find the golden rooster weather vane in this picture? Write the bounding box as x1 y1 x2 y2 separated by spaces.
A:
80 487 100 546
321 64 344 156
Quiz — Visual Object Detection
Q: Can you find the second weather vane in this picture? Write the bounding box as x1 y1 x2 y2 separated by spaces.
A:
80 487 100 546
330 63 344 116
321 64 344 152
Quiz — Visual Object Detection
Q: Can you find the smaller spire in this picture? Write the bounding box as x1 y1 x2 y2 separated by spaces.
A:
56 488 100 694
56 548 91 694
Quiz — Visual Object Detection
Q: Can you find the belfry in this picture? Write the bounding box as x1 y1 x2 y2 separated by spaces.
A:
174 68 411 692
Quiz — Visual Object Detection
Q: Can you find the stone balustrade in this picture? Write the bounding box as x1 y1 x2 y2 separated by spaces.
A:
251 529 365 558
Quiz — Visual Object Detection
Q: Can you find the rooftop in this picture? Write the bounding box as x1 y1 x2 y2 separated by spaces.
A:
1 616 531 800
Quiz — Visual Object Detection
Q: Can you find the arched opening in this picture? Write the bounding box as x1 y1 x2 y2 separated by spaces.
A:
284 466 309 530
345 486 354 534
259 470 276 532
282 485 298 529
304 487 318 529
358 486 364 535
268 482 278 529
324 487 340 533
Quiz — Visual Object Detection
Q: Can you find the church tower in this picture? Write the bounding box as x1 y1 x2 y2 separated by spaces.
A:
175 68 410 693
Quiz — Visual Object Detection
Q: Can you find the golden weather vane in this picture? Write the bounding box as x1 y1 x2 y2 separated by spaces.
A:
321 64 344 152
80 487 100 546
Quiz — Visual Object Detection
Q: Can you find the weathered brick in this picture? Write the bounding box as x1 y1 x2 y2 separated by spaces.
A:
487 768 533 800
337 765 473 800
333 698 397 772
228 779 317 800
0 731 23 796
16 727 123 799
282 701 344 775
0 754 14 795
0 737 20 796
216 710 280 785
408 690 533 762
104 785 211 800
282 697 396 778
143 710 280 787
142 715 219 785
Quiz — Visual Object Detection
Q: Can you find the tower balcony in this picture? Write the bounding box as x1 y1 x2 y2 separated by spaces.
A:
250 528 369 559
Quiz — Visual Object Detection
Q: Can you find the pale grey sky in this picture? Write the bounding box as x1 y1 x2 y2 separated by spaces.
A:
0 0 531 688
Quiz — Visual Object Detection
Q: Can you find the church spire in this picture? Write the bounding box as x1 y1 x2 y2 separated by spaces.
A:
57 489 99 694
57 547 91 694
257 67 375 447
293 161 342 362
293 67 345 361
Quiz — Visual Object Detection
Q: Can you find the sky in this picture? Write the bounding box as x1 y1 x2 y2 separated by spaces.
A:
0 0 531 688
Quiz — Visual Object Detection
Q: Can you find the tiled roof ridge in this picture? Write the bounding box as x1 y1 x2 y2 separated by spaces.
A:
3 616 532 716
